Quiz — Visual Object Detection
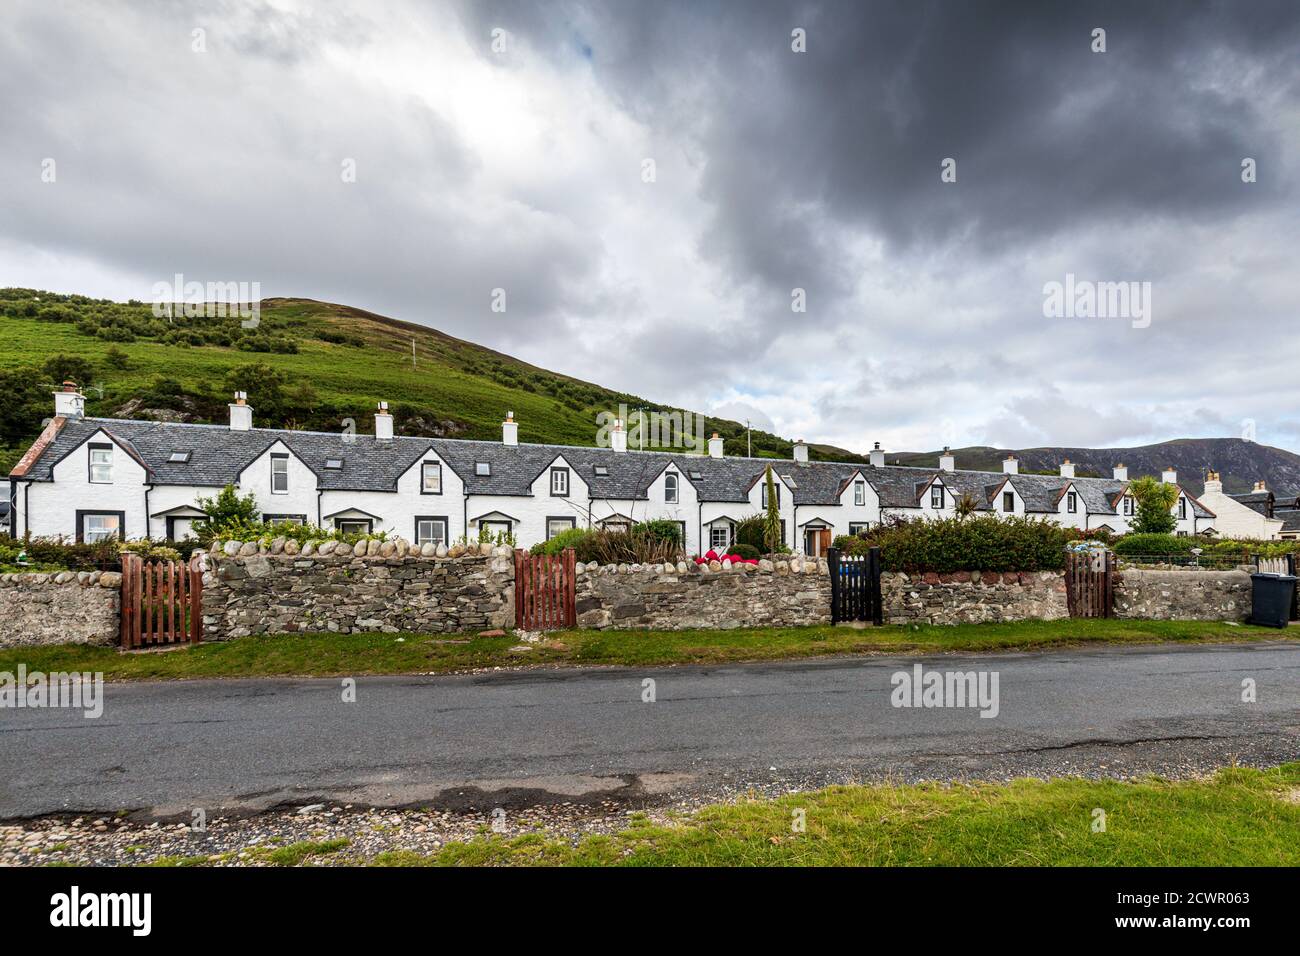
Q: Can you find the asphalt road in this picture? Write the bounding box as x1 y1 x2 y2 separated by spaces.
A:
2 643 1298 819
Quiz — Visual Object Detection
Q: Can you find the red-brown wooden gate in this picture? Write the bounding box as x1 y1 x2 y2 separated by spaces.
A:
514 548 576 630
1065 549 1114 618
120 552 203 649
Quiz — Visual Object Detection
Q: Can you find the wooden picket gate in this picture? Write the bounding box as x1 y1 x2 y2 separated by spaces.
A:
1065 549 1114 618
120 552 203 649
514 548 576 630
827 547 883 625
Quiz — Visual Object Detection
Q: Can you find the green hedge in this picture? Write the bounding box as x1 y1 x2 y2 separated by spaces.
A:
837 516 1078 572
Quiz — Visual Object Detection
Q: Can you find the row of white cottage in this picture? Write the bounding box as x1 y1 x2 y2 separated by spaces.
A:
7 385 1265 555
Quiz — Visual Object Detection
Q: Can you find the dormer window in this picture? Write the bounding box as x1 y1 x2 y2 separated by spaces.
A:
665 473 679 503
930 485 944 509
1003 491 1014 512
762 481 781 508
270 453 289 494
421 461 442 494
1178 497 1187 519
168 450 191 464
475 462 491 477
854 480 866 507
1123 496 1134 516
325 458 344 470
89 444 113 483
1066 491 1078 514
550 467 569 497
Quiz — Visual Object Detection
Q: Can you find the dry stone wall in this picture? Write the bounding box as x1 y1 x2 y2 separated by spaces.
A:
0 571 122 648
1113 568 1252 622
880 571 1068 625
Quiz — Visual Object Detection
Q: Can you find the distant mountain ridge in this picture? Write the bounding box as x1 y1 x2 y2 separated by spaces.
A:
890 439 1300 498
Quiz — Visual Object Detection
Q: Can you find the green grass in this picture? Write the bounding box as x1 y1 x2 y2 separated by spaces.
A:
0 619 1290 682
370 763 1300 866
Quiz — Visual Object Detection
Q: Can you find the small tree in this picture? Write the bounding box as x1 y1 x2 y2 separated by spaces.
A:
1129 475 1178 534
954 492 979 520
193 484 259 543
762 466 783 553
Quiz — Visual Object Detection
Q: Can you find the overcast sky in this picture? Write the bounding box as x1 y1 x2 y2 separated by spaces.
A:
2 0 1298 454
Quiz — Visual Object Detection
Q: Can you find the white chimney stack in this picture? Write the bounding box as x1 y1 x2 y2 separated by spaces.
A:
792 439 809 465
53 380 85 420
1059 458 1075 479
1254 479 1268 493
610 418 627 453
1003 455 1018 475
374 401 393 442
939 446 955 472
1162 467 1177 485
1204 470 1223 494
869 442 885 468
707 432 724 459
1113 463 1127 481
502 410 518 446
229 391 252 431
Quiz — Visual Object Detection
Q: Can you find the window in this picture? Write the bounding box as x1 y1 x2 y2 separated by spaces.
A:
762 482 781 508
88 443 113 483
600 518 632 533
415 516 449 546
421 461 442 494
593 465 609 477
475 462 491 477
1123 496 1134 516
1002 491 1015 512
79 511 122 543
335 518 372 535
665 473 679 503
270 453 289 494
546 517 576 540
1066 491 1077 514
263 514 306 527
550 467 569 497
930 485 944 509
688 470 702 481
1178 498 1187 519
325 458 344 470
479 520 511 540
168 450 191 464
710 525 731 550
854 480 866 507
848 522 871 535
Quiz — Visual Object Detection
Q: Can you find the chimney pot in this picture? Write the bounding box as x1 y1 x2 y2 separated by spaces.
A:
869 443 886 468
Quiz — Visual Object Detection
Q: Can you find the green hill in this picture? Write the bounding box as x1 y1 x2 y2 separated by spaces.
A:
0 288 853 473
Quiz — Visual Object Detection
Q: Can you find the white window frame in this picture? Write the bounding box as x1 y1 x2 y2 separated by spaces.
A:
415 516 449 546
1178 497 1187 519
710 525 731 551
1123 496 1134 516
1066 491 1077 514
665 473 679 503
930 485 944 509
82 512 121 543
848 522 870 536
270 454 289 495
550 467 569 497
89 444 113 484
479 519 511 540
421 461 442 494
762 483 780 508
854 480 866 507
546 516 577 540
335 518 372 535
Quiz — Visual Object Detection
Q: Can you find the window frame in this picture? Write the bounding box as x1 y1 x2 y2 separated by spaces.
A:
1123 496 1134 516
930 484 944 509
88 442 113 484
270 453 289 495
848 522 870 536
854 480 866 507
762 482 781 508
665 472 679 503
263 513 307 527
709 525 731 551
479 519 512 540
76 509 125 543
421 460 443 495
546 516 577 540
1066 491 1078 514
550 466 570 497
1002 491 1015 512
1178 497 1187 519
334 517 373 535
475 461 491 477
414 515 449 547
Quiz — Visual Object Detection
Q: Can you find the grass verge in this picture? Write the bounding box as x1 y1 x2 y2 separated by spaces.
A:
371 763 1300 867
0 619 1291 682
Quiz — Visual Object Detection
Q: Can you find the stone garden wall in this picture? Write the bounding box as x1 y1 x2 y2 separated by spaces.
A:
202 538 514 639
1113 568 1253 622
880 571 1069 625
573 556 831 630
0 571 122 648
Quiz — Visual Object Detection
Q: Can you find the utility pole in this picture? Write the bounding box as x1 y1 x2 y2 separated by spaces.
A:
411 338 417 368
746 419 752 457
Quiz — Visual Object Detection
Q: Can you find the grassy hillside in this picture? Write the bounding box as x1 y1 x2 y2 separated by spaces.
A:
0 289 852 473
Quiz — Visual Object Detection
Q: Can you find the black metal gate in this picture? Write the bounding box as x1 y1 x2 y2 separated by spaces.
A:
827 547 882 625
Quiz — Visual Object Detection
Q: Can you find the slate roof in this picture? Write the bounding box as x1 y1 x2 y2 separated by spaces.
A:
1230 491 1274 517
1276 509 1300 534
8 416 1215 517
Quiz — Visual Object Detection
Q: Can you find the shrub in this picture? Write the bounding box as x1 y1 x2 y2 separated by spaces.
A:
632 519 683 547
729 543 760 560
193 484 259 544
530 527 591 556
210 519 387 547
1111 533 1199 557
581 528 683 565
733 516 766 551
853 515 1075 572
0 534 120 571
